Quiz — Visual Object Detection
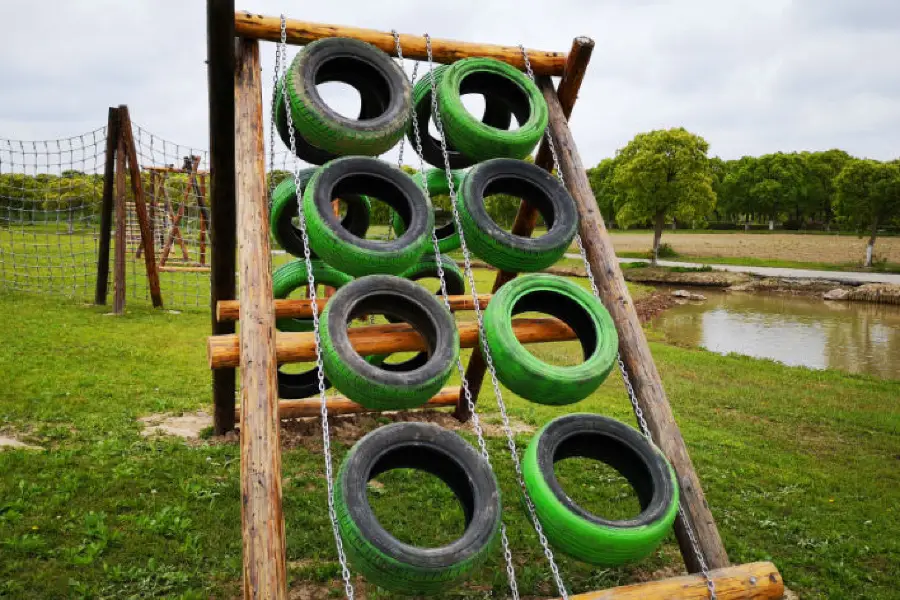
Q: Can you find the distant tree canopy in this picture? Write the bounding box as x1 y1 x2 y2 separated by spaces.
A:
834 159 900 266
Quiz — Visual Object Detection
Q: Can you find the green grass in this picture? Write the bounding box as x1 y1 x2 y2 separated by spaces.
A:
1 279 899 598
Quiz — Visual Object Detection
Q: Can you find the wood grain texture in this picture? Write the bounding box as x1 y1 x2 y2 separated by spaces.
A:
458 37 594 420
565 562 783 600
234 11 567 76
118 105 163 308
234 387 461 421
208 0 238 435
235 37 287 600
216 294 492 322
538 74 730 571
95 107 119 306
208 317 576 370
113 127 127 315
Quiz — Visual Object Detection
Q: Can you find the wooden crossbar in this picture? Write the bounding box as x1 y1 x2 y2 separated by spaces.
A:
208 317 575 369
235 387 461 421
215 294 491 322
234 11 567 76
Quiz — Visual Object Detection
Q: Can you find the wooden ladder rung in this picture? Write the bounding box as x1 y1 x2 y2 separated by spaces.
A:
216 294 491 322
208 317 575 370
235 386 460 421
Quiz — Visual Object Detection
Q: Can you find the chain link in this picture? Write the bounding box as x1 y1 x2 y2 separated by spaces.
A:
396 31 522 599
268 37 284 198
423 35 570 599
519 44 716 600
278 16 356 600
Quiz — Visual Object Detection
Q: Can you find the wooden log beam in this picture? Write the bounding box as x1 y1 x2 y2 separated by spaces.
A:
235 37 287 600
216 293 492 322
119 105 163 308
458 36 594 421
208 317 576 370
537 74 730 572
208 0 238 435
233 12 567 76
94 107 119 306
235 387 461 421
113 122 127 315
564 562 783 600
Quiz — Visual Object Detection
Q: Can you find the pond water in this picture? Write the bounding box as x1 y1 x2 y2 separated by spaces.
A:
650 289 900 380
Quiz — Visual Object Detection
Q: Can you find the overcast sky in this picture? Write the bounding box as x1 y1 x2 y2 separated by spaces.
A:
2 0 898 167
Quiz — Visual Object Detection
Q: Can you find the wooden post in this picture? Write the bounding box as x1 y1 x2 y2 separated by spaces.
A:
197 172 209 265
537 74 730 571
235 36 287 599
119 105 163 308
457 37 594 420
95 107 119 305
113 122 127 315
208 0 238 435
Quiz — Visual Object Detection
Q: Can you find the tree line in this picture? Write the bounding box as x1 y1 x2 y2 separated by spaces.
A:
588 128 900 265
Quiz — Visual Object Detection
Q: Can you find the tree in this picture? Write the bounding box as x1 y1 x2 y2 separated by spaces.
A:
721 152 807 229
586 157 619 226
801 149 851 229
611 127 715 263
834 158 900 266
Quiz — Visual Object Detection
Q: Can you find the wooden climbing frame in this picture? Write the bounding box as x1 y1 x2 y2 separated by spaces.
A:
205 1 784 598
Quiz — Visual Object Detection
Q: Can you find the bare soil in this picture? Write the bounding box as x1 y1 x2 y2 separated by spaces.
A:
609 232 900 264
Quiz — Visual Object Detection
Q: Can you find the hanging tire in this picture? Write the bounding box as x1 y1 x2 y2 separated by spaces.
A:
456 158 577 272
320 275 458 409
270 174 371 259
392 168 463 253
304 157 434 277
283 37 411 157
523 414 679 566
407 65 513 169
482 273 617 405
274 69 389 165
271 260 353 399
438 57 548 162
375 254 466 373
336 421 501 595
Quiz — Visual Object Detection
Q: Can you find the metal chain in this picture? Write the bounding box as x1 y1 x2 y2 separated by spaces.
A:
397 32 521 600
518 45 717 600
268 33 285 198
278 16 356 600
424 35 570 600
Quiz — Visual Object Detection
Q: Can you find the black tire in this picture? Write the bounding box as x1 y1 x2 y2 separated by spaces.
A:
274 69 389 165
523 414 679 566
376 254 466 373
284 37 411 156
407 65 513 169
270 173 371 259
271 260 354 399
392 168 464 253
336 422 501 595
304 157 434 277
456 158 578 272
320 275 458 409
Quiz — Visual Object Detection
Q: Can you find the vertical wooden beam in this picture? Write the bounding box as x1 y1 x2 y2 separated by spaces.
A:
119 105 164 308
197 172 209 266
95 107 119 305
456 37 594 420
208 0 237 435
113 122 127 315
537 74 730 572
235 37 288 599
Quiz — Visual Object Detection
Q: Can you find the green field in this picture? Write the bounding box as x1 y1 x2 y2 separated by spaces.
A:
1 276 898 599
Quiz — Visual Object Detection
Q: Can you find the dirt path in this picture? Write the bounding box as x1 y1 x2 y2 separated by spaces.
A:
608 232 900 264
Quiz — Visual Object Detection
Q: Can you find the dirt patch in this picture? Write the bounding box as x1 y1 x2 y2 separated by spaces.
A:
0 435 43 451
634 291 678 323
847 283 900 305
139 410 212 439
624 267 749 287
609 231 900 264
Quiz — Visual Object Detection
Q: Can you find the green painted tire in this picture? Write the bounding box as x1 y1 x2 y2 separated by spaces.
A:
437 57 548 162
271 259 353 332
336 422 501 595
284 37 411 156
483 273 617 405
392 168 463 254
456 158 578 273
270 174 372 259
320 275 458 410
523 414 680 566
303 157 434 277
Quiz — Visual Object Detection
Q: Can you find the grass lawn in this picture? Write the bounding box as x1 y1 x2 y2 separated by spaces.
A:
1 276 899 598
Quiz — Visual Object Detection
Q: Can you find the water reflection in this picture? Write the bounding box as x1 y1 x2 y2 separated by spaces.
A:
651 290 900 380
